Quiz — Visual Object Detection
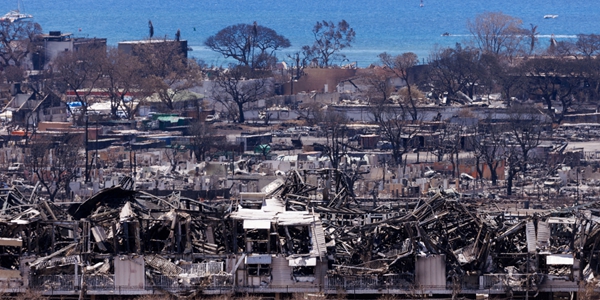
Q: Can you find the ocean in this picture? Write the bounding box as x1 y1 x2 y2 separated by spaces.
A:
3 0 600 67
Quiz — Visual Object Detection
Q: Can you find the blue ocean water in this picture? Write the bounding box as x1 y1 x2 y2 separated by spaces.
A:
2 0 599 66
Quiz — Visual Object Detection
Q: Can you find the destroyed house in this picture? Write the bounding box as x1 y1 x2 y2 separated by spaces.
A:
5 91 66 128
229 195 327 288
6 171 600 298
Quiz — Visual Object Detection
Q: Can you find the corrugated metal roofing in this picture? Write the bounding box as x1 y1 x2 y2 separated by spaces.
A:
548 217 576 224
288 257 316 266
537 221 550 250
245 254 272 264
546 254 574 265
243 219 271 229
310 219 327 258
526 221 537 253
278 212 315 226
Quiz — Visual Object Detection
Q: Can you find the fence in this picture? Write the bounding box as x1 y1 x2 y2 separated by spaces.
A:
147 275 183 292
325 274 414 290
30 272 579 295
85 274 115 290
31 275 75 291
30 271 231 294
179 261 224 277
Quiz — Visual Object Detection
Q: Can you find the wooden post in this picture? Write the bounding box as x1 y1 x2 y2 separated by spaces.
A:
124 222 130 253
112 223 118 254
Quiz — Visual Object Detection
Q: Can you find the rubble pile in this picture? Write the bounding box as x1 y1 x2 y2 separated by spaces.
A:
0 178 233 295
274 170 600 293
1 172 600 296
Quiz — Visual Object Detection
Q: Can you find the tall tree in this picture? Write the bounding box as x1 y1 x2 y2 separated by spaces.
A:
429 121 462 169
318 110 349 169
428 45 488 104
28 133 82 202
378 52 419 120
188 121 224 162
135 41 203 111
0 19 42 68
295 101 326 126
504 105 545 195
362 66 393 122
51 46 105 123
584 57 600 108
471 116 505 186
212 66 272 123
286 46 313 94
575 34 600 59
100 47 147 119
488 55 525 106
522 57 580 123
373 108 418 166
205 23 290 69
466 12 524 56
307 20 356 68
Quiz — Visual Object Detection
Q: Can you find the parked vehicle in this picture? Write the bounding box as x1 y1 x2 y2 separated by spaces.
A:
543 177 563 188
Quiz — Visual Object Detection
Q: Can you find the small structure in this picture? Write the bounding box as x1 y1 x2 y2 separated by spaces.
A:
38 31 107 70
118 39 188 59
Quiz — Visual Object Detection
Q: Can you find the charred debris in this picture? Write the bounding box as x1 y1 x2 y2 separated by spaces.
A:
0 171 600 297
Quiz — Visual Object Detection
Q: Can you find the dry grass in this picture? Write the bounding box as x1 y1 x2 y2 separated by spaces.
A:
377 295 404 300
204 294 260 300
12 290 48 300
578 281 599 300
134 294 175 300
289 293 327 300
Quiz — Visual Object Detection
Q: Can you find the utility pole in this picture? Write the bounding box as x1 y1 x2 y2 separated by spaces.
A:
251 21 257 71
84 113 89 183
95 118 99 180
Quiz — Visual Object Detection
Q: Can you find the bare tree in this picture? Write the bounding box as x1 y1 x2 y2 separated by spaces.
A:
163 145 189 174
521 57 580 123
51 46 105 123
0 19 42 68
428 45 488 104
375 108 418 166
286 46 313 94
28 133 82 202
205 22 290 69
3 65 24 83
467 12 524 56
575 34 600 59
134 41 203 111
296 101 326 126
362 67 393 122
429 122 461 170
547 38 576 57
99 47 147 119
188 121 224 162
583 57 600 108
318 111 349 169
212 66 272 123
307 20 356 68
378 52 420 120
503 106 545 195
471 116 505 186
489 56 525 106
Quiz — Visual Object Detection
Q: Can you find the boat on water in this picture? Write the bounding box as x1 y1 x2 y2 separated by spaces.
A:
0 10 33 22
544 14 558 19
0 1 32 23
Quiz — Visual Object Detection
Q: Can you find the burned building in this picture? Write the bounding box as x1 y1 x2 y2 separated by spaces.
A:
1 171 600 298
